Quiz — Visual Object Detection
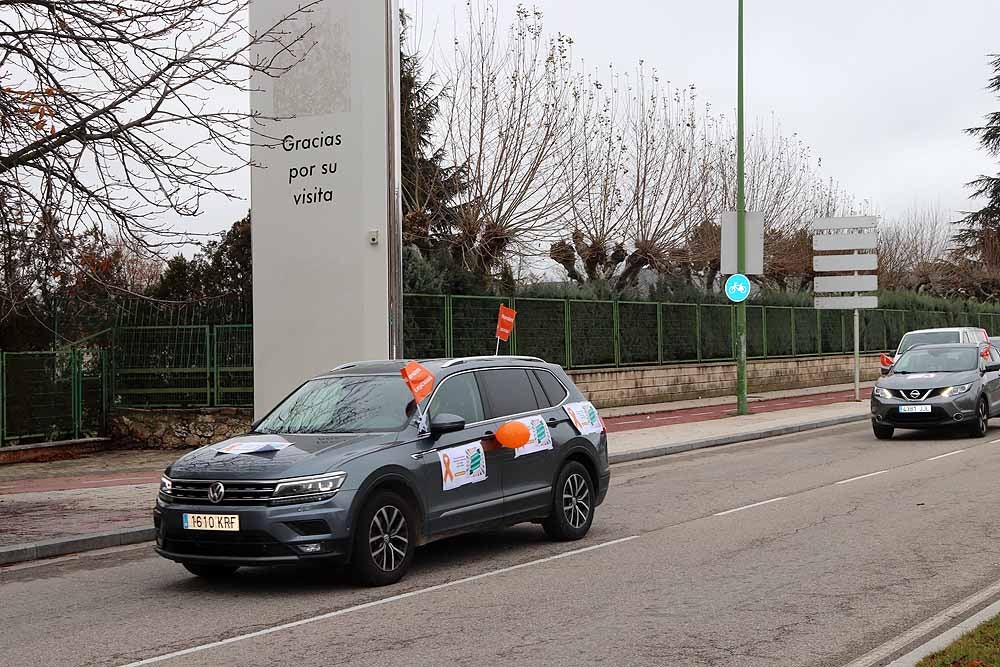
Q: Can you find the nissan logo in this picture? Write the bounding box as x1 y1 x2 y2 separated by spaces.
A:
208 482 225 504
910 390 921 399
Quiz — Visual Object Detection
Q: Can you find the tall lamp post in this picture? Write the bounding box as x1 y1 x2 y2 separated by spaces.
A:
735 0 748 415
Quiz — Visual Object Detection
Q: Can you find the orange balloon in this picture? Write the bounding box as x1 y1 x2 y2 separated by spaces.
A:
495 421 531 449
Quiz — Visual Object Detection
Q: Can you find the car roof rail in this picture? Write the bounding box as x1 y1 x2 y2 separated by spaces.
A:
442 355 545 368
330 362 357 371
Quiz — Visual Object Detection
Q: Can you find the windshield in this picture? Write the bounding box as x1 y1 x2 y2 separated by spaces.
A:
897 331 960 354
893 347 979 374
256 375 414 434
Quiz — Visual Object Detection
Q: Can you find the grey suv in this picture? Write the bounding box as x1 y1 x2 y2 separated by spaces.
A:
154 356 610 586
871 343 1000 439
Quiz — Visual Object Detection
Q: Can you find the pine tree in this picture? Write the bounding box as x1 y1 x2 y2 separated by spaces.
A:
955 54 1000 272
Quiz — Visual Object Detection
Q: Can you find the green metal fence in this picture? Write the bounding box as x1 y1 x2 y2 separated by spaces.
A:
1 349 108 446
101 295 1000 410
402 294 1000 367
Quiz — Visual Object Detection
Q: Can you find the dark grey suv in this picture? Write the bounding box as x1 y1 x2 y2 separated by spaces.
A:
154 356 610 586
871 343 1000 439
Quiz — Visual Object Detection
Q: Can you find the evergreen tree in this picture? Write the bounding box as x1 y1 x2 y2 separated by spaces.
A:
955 54 1000 275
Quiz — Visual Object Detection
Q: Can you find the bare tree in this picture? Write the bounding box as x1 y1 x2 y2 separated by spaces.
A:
442 2 575 277
0 0 320 320
879 202 953 291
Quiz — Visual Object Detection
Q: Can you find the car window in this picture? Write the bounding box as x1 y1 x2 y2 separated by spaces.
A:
990 346 1000 364
428 372 485 424
893 348 979 373
898 332 960 354
476 369 541 419
256 375 413 434
534 369 569 406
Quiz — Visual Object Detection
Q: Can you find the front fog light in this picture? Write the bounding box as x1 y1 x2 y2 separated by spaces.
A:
159 476 173 495
298 543 323 554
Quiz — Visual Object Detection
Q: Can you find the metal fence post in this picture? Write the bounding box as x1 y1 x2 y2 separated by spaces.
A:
445 295 454 358
695 304 703 362
656 303 664 366
565 300 574 368
762 306 769 358
0 351 5 445
816 309 822 355
72 350 81 439
613 301 621 367
510 297 518 356
790 308 797 356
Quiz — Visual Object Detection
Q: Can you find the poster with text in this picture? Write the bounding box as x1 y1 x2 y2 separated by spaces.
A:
512 415 553 458
438 442 487 491
563 402 605 435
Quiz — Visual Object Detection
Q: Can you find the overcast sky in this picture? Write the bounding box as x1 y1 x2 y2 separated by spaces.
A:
189 0 997 243
404 0 998 221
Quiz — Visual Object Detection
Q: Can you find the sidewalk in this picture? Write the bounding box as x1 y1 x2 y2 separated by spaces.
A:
0 394 872 565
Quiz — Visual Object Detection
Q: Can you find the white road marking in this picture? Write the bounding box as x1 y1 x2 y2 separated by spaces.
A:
990 437 1000 444
835 470 889 485
119 535 640 667
616 420 643 425
691 411 715 417
713 497 787 516
844 576 1000 667
926 449 965 461
654 416 681 421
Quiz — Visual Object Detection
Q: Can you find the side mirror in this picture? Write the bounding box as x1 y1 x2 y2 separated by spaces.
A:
880 366 891 377
987 363 1000 373
495 421 531 449
429 413 465 438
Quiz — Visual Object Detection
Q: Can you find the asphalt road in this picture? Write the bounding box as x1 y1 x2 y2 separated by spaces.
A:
5 422 1000 667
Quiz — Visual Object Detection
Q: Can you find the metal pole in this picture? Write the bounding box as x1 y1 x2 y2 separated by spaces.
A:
735 0 748 415
853 309 861 401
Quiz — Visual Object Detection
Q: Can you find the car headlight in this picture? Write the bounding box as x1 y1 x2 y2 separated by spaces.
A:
941 383 973 398
159 476 173 496
271 472 347 506
873 386 892 399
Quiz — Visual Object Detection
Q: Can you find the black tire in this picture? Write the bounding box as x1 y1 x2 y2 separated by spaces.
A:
872 420 894 440
969 398 989 438
182 563 239 578
543 461 595 542
351 490 416 587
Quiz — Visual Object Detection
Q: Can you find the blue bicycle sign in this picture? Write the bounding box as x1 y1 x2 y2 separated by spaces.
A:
725 274 751 303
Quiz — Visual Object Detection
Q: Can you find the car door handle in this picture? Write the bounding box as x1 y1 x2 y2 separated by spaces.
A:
547 417 569 425
483 430 494 438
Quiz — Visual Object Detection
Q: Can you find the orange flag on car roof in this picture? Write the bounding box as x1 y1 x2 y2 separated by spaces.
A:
401 361 435 404
496 304 517 342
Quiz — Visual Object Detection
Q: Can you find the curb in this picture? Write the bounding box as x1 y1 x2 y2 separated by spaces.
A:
1 414 869 567
608 413 869 465
0 526 155 566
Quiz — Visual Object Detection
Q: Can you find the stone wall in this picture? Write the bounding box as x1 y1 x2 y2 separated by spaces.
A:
111 407 252 449
569 354 881 409
106 355 879 448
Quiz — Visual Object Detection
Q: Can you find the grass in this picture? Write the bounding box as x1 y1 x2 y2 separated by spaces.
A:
917 612 1000 666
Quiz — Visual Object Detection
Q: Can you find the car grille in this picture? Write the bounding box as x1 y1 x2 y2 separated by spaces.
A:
886 388 945 400
161 529 294 559
167 479 277 506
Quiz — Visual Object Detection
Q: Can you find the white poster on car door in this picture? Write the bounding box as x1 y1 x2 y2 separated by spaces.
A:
438 442 487 491
512 415 553 458
563 402 604 435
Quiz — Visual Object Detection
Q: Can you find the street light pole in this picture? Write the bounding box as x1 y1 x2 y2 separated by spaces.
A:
736 0 748 415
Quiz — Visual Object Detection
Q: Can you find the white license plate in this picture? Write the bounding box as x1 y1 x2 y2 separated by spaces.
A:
183 513 240 531
899 405 932 414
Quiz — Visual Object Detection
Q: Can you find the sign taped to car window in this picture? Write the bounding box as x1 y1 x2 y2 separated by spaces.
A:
438 442 487 491
511 414 553 458
563 401 604 435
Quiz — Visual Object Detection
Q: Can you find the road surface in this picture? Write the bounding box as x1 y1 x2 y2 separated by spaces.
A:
4 422 1000 667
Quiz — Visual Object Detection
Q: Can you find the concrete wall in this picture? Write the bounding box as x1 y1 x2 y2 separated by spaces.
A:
569 354 881 409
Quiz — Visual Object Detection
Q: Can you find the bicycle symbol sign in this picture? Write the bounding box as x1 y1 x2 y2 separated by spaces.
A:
725 274 751 303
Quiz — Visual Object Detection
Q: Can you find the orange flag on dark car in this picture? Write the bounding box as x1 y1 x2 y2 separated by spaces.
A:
401 361 434 404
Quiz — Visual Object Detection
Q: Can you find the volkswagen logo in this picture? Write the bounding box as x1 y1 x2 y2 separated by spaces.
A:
208 482 225 504
910 390 921 399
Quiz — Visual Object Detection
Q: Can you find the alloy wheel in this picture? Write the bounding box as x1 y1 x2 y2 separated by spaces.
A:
562 473 591 529
368 505 408 572
980 401 989 432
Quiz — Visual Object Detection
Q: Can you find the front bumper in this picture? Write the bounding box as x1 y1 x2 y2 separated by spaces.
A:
153 490 357 566
870 392 979 429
